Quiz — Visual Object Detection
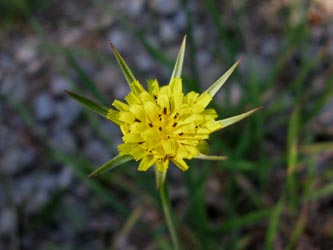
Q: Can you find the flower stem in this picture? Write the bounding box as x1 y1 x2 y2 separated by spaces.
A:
160 182 180 250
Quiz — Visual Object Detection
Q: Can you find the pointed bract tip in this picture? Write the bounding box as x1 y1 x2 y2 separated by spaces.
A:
64 90 72 96
253 106 263 112
88 172 97 178
109 40 117 52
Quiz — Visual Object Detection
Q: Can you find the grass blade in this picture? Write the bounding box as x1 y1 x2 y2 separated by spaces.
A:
208 208 272 233
265 197 284 250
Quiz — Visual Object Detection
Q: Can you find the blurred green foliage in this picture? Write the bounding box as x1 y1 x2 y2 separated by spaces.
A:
0 0 48 28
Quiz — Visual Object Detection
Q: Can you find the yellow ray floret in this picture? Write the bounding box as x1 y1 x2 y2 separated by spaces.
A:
107 78 222 173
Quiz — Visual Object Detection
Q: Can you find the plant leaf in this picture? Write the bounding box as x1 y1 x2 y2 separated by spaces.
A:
218 107 262 129
194 154 227 160
169 36 186 82
89 154 133 177
205 60 240 97
110 42 137 87
65 90 109 117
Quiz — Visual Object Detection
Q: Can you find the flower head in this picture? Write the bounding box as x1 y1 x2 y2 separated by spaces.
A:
107 78 221 173
66 36 260 188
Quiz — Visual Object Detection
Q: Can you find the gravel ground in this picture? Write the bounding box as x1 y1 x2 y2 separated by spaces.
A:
1 0 333 249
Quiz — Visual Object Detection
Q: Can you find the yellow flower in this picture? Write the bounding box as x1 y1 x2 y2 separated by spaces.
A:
66 36 260 188
107 78 221 172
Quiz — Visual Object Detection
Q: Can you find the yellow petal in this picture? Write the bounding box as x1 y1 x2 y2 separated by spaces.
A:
172 157 189 171
131 145 145 160
161 140 176 155
138 156 155 171
130 80 146 95
185 91 199 104
147 79 159 95
106 109 120 124
118 143 135 155
113 100 129 111
125 92 141 105
144 102 159 122
123 133 142 143
119 112 137 123
195 92 212 109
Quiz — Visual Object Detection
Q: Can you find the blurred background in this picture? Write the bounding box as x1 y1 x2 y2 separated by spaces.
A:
1 0 333 249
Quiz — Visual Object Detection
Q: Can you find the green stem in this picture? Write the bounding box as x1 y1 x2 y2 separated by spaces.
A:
160 182 180 250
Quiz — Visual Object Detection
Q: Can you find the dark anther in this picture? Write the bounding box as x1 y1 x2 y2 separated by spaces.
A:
148 123 153 127
134 118 141 122
179 132 184 136
172 122 177 127
138 142 143 145
163 107 167 115
159 127 162 131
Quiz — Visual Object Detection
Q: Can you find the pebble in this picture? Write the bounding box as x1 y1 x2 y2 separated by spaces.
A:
15 38 39 64
1 72 28 102
54 98 81 128
159 20 178 43
230 82 243 105
174 10 186 30
93 67 128 99
60 27 84 46
51 76 72 96
149 0 179 15
196 49 212 70
58 167 73 188
25 189 48 214
107 29 130 52
133 50 154 72
0 208 17 235
13 175 35 205
261 36 280 57
34 92 55 121
313 98 333 135
0 146 36 175
239 55 272 83
193 25 206 47
122 0 145 17
50 129 77 153
101 121 122 150
83 139 111 165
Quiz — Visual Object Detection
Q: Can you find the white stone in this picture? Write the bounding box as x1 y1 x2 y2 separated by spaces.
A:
149 0 179 15
34 92 55 120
